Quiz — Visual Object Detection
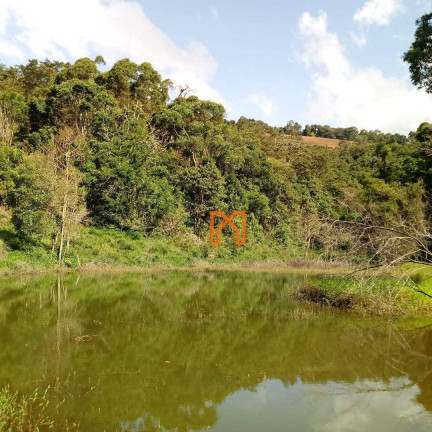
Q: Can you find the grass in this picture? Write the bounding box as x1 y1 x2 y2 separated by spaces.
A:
0 225 347 276
1 224 432 316
301 136 347 148
293 274 432 316
0 386 54 431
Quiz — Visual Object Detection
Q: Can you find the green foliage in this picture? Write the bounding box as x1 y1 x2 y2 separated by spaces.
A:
83 129 178 230
403 13 432 93
48 78 117 132
5 153 56 239
0 55 430 269
281 120 302 136
104 59 171 114
0 386 54 431
302 123 408 144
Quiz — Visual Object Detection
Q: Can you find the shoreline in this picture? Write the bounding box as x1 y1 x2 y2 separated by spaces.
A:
1 258 432 318
0 261 354 277
1 258 427 278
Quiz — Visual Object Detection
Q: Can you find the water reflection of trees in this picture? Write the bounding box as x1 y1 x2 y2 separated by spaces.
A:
0 272 431 431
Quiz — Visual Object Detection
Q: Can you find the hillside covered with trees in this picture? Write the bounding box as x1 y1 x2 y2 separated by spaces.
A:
0 49 431 271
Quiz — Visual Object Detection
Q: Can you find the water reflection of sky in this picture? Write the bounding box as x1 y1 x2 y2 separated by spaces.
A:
211 378 432 432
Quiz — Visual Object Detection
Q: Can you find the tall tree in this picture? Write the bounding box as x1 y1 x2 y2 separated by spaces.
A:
403 13 432 93
51 127 86 262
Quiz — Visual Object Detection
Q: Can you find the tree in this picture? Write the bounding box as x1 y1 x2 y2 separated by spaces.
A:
104 59 171 115
6 152 57 240
403 13 432 93
152 96 225 150
180 162 226 231
4 127 86 261
83 123 177 231
343 126 359 141
411 123 432 196
49 79 117 134
50 127 86 261
55 58 99 84
282 120 302 136
0 143 24 207
18 59 65 98
0 99 15 145
0 92 27 145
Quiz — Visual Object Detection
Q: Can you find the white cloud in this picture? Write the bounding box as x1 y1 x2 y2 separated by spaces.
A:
350 32 367 48
247 92 276 117
299 12 350 76
223 377 431 432
354 0 403 26
0 41 24 58
298 11 432 134
0 0 224 103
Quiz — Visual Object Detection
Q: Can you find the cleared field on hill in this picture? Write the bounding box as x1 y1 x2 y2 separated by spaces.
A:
301 136 343 148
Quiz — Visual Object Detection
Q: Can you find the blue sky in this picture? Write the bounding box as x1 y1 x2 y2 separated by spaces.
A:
1 0 432 133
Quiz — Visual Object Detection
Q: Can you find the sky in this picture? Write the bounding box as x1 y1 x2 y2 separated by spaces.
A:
0 0 432 134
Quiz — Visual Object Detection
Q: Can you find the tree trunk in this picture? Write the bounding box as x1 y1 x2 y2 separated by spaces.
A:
58 151 70 263
58 194 67 262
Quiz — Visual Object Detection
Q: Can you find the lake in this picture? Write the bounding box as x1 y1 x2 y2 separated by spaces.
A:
0 271 431 431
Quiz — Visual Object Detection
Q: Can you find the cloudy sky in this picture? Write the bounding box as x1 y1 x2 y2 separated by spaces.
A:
0 0 432 134
213 378 432 432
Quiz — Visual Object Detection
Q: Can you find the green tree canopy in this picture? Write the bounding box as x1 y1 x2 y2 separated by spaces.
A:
403 13 432 93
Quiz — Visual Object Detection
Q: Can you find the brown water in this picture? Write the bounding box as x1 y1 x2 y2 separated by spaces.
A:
0 271 432 431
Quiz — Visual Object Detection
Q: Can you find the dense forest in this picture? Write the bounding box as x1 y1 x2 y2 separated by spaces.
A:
0 16 432 270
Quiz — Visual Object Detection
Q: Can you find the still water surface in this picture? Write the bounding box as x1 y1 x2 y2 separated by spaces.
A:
0 272 432 431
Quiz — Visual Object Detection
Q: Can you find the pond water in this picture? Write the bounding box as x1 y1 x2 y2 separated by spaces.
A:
0 271 432 431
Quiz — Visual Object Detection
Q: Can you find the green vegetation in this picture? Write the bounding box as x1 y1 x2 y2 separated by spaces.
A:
294 273 432 316
0 226 298 274
301 123 408 143
0 386 53 431
403 12 432 94
0 13 431 278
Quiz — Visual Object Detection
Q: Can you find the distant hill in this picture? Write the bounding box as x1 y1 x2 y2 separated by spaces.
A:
301 136 345 148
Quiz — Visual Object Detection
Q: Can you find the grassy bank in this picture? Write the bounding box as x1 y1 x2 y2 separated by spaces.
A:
0 225 352 276
293 272 432 316
1 225 432 316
